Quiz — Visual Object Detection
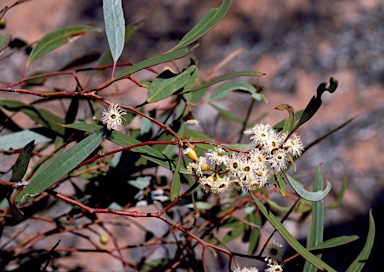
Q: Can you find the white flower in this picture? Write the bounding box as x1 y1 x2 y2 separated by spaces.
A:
264 262 283 272
187 157 211 177
263 241 284 263
249 148 269 169
198 176 214 193
225 152 246 177
206 147 228 166
269 149 289 170
254 168 270 187
211 175 230 194
246 124 276 145
101 104 126 130
283 133 304 157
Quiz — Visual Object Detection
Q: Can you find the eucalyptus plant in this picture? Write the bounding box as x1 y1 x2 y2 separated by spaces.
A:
0 0 374 271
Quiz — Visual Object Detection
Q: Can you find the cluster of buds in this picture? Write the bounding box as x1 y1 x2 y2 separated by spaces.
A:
185 124 304 194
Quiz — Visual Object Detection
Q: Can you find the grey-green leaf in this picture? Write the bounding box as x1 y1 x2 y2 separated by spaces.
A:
309 236 359 251
188 70 264 94
147 65 195 103
250 193 336 272
64 123 189 174
346 210 375 272
304 165 325 271
170 0 232 51
208 82 260 101
16 131 104 201
0 130 50 151
10 140 34 182
284 172 331 201
103 0 125 63
0 100 65 135
274 169 286 197
114 45 198 81
0 34 11 57
28 25 100 65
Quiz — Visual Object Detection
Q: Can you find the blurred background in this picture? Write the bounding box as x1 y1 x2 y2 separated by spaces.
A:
1 0 383 271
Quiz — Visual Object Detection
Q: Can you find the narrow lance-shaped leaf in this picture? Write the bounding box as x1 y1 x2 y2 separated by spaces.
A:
0 130 50 151
284 171 331 202
249 193 336 272
27 25 100 65
188 70 264 94
208 82 261 101
274 169 286 197
64 123 189 174
346 210 375 272
0 34 11 57
171 0 232 51
16 131 104 202
0 100 65 135
114 45 198 81
304 165 325 272
97 23 137 69
247 211 261 255
170 164 181 201
10 140 35 182
309 236 359 251
103 0 125 63
147 65 195 103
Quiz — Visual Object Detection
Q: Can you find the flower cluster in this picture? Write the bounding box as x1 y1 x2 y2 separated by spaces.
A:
186 124 304 194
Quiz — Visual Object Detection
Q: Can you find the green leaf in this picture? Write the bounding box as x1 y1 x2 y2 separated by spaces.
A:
97 23 137 69
171 0 232 51
208 102 250 126
208 82 260 101
27 25 100 65
304 165 325 271
147 65 195 103
274 169 286 197
273 110 303 131
0 100 65 135
275 104 295 133
189 70 264 93
220 222 244 244
250 193 336 272
309 236 359 251
10 140 34 182
114 45 198 81
16 131 104 201
293 77 338 131
171 170 181 201
266 198 311 214
346 210 375 272
247 211 261 254
183 66 199 93
0 130 50 151
284 172 331 201
64 123 189 174
103 0 125 63
0 34 11 57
